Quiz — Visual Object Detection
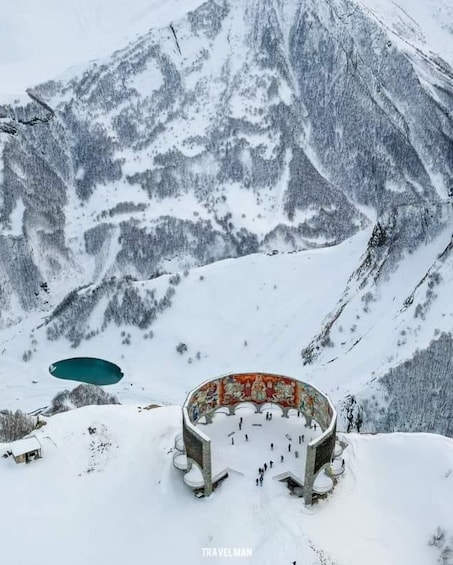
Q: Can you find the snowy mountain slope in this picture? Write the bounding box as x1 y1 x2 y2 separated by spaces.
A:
0 0 207 100
0 228 370 412
0 0 451 327
0 0 452 438
358 0 453 68
1 404 452 565
0 219 451 439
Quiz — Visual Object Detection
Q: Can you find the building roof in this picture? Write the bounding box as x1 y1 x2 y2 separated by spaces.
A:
10 436 41 457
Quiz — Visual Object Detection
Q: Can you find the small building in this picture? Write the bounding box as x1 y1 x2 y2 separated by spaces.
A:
10 436 42 464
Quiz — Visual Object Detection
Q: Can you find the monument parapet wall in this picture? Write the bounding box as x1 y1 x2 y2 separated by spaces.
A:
181 372 337 503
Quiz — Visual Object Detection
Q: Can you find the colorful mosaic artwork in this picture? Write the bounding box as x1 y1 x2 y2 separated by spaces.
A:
189 379 220 423
187 373 333 431
297 383 333 431
220 373 297 406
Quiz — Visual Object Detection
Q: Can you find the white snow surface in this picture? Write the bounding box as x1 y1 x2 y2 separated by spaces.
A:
358 0 453 67
1 2 452 559
0 404 452 565
0 228 371 411
0 0 206 101
1 0 452 103
2 222 453 417
9 435 41 457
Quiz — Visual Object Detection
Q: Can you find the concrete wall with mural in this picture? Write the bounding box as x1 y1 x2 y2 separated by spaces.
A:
181 372 337 503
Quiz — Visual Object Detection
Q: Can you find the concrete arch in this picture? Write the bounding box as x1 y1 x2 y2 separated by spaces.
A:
231 401 261 414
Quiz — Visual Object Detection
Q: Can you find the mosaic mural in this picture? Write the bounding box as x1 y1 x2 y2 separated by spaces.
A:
182 372 337 503
187 373 334 432
297 383 333 431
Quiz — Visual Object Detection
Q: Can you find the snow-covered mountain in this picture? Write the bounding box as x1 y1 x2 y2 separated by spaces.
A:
0 0 452 437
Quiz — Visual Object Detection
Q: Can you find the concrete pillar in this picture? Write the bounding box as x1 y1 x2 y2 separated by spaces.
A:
203 440 213 497
304 443 316 505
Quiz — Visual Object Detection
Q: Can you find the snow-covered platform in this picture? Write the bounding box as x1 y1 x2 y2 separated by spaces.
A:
179 404 334 495
173 452 188 470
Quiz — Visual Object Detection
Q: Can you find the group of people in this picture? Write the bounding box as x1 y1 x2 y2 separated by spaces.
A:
256 460 274 486
228 410 324 487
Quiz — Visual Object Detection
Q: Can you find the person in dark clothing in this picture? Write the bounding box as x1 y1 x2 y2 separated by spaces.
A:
231 437 234 445
240 417 243 424
302 434 304 442
298 435 301 444
264 463 267 471
288 443 291 452
269 460 273 468
280 455 284 463
270 443 274 450
259 475 263 485
245 434 249 441
256 478 259 486
239 422 242 430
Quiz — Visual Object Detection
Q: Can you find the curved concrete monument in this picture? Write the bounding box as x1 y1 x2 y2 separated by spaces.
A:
178 372 337 505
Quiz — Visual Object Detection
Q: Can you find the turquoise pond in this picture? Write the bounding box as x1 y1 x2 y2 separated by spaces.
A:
49 358 124 385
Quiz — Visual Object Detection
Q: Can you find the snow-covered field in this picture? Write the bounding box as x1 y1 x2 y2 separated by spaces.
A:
1 404 452 565
1 217 452 422
0 227 371 411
